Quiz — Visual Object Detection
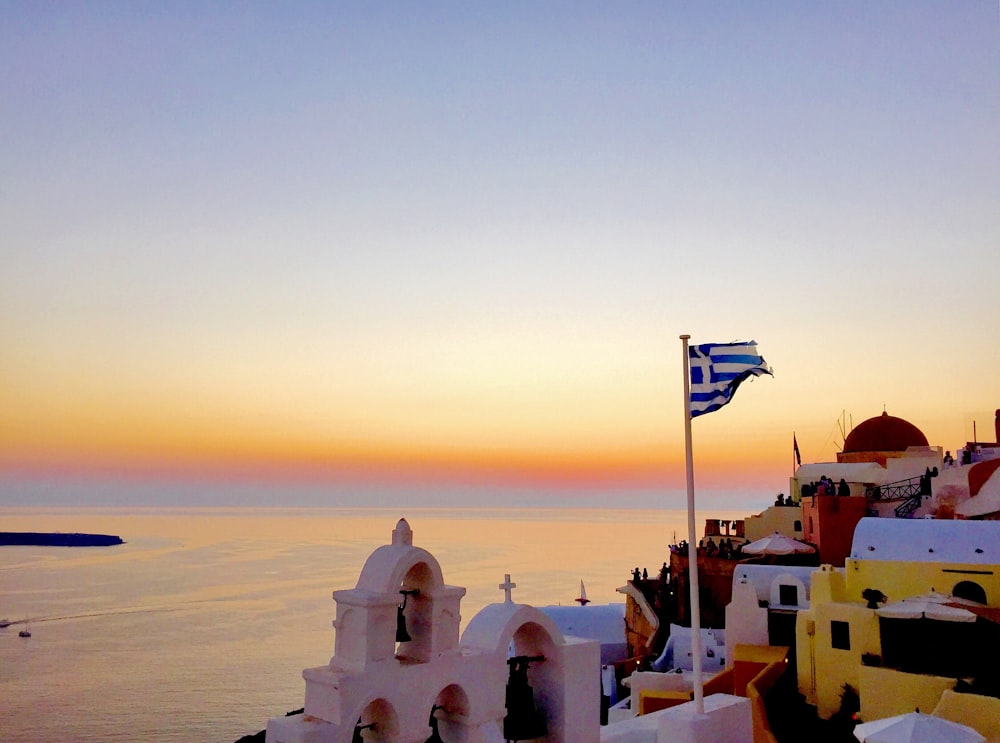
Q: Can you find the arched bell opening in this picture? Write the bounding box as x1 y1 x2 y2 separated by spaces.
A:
396 562 434 662
952 580 987 605
354 698 398 743
425 683 471 743
511 621 557 660
505 622 558 742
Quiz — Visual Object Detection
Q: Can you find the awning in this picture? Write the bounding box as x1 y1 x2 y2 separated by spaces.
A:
956 466 1000 517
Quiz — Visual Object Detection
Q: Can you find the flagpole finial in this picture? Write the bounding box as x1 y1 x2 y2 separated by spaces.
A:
679 334 690 340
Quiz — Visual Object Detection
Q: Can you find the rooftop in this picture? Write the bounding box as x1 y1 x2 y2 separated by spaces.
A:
843 412 929 453
850 517 1000 563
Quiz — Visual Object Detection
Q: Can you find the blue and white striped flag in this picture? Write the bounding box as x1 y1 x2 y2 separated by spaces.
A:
689 341 771 418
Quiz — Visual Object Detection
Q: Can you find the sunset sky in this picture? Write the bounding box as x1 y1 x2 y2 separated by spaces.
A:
2 3 998 508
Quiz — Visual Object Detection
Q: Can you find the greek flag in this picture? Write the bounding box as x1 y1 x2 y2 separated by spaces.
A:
689 341 771 418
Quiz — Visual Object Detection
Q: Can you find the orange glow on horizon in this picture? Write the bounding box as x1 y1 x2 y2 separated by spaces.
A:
5 364 988 498
0 429 791 496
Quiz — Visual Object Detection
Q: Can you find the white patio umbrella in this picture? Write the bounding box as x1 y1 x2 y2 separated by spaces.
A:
741 531 816 556
876 591 979 623
854 711 984 742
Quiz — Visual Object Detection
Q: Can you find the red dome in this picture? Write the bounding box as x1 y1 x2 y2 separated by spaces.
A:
842 411 928 453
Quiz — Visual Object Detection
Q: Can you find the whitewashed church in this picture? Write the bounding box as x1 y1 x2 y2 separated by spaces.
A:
264 519 750 743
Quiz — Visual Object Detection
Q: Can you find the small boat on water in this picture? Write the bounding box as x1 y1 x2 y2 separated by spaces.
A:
19 627 31 638
0 618 11 628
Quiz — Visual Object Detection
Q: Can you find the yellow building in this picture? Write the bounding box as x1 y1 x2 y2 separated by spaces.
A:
796 518 1000 728
742 503 804 543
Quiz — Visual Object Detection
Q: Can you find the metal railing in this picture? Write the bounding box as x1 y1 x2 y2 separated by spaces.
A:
864 476 924 502
865 474 934 518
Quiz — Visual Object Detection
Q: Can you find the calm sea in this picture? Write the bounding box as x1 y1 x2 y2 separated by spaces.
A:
0 506 745 742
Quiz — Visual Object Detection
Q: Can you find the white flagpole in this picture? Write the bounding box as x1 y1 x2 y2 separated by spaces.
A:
679 334 704 714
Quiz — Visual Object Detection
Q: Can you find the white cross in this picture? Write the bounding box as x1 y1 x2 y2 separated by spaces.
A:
499 574 516 603
689 352 712 390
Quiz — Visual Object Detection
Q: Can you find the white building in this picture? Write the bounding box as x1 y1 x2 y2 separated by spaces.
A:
264 518 752 743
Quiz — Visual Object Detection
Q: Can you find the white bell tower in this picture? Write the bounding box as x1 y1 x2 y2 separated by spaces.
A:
265 519 600 743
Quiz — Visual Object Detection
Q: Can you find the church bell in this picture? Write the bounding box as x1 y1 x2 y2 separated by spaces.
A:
352 721 375 743
424 704 444 743
396 589 419 643
503 655 547 742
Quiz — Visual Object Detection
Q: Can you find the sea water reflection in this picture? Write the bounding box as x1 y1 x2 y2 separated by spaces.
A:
0 506 744 742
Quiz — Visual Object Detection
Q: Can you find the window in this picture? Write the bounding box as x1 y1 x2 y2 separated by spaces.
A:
831 620 850 650
793 520 802 532
953 581 987 605
779 584 799 606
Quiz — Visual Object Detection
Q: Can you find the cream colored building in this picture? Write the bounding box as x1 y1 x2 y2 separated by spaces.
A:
741 503 804 543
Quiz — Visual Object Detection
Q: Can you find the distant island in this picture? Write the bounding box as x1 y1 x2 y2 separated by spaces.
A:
0 532 124 547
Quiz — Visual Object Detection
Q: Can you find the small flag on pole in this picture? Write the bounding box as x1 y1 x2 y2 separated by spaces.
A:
794 434 802 466
688 341 771 418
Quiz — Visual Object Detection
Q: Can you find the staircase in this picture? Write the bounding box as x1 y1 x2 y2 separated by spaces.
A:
894 495 923 518
865 474 933 518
